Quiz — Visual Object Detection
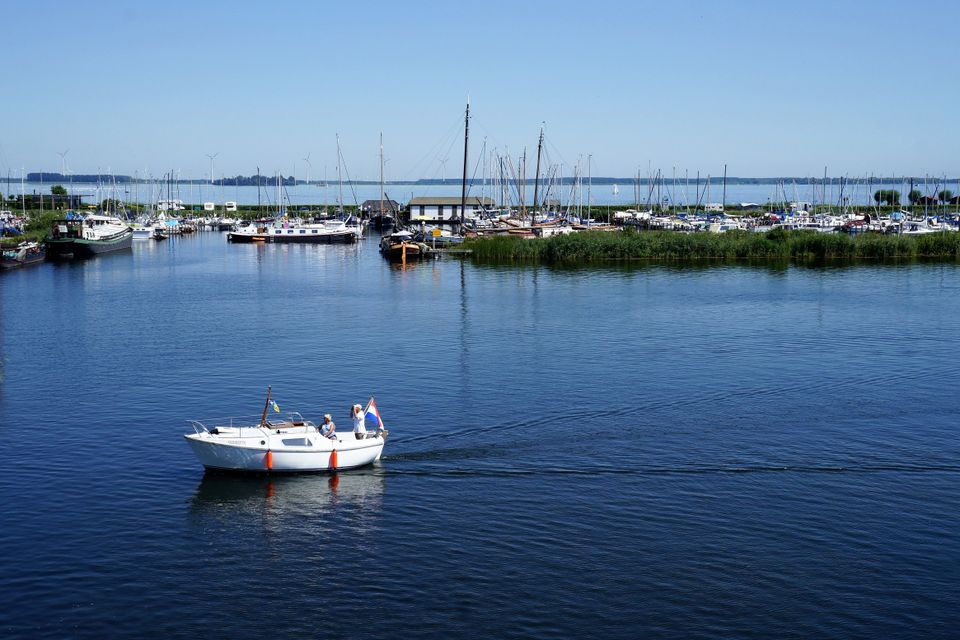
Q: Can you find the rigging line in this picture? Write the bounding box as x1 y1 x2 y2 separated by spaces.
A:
398 112 465 182
465 142 488 201
543 135 573 171
337 143 361 208
470 118 507 153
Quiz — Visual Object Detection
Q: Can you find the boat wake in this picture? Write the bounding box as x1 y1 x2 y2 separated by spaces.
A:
377 462 960 478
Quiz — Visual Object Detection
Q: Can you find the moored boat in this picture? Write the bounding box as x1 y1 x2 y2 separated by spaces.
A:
1 241 45 269
184 389 388 473
379 230 433 262
45 214 133 259
227 222 273 243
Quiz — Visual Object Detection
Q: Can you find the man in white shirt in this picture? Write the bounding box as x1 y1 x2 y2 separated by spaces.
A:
352 404 367 439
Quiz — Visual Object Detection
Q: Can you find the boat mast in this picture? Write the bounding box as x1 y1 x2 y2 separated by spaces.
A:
260 385 272 429
459 98 470 234
379 132 385 222
532 125 544 223
587 154 592 221
722 163 727 212
336 134 344 216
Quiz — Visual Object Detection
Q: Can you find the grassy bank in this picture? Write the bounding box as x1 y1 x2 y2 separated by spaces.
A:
464 229 960 263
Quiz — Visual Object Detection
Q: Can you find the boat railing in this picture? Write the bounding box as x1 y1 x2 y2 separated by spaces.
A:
188 412 312 435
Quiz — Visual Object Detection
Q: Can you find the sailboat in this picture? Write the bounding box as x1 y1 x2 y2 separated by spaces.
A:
372 133 395 230
184 386 388 473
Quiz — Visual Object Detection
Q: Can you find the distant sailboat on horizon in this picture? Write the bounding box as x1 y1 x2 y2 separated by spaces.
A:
612 184 620 196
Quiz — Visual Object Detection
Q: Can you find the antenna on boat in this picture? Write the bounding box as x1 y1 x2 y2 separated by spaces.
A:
260 385 272 429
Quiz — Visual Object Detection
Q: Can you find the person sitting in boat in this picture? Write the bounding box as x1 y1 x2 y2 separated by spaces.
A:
352 404 367 440
320 414 337 439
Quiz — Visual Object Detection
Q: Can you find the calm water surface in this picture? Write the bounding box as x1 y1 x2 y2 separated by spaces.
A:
1 233 959 638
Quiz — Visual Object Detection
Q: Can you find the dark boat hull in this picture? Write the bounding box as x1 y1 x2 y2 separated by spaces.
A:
227 232 270 243
1 251 46 270
45 231 133 258
273 232 356 244
380 242 429 262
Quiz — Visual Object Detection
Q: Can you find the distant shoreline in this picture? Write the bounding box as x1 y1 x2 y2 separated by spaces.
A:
17 174 958 187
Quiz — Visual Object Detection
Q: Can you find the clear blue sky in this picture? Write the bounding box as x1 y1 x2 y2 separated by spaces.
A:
1 0 957 180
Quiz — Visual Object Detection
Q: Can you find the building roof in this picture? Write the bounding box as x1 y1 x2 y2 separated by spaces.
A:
408 196 496 206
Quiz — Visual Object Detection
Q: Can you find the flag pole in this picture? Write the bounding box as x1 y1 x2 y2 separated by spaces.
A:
260 385 272 429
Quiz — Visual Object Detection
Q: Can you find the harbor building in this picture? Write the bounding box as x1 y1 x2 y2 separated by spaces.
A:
407 196 496 223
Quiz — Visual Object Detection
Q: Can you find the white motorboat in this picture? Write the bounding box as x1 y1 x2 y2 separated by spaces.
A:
184 390 388 473
131 223 156 239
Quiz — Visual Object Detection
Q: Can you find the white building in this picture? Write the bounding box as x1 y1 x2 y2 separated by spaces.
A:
408 196 496 223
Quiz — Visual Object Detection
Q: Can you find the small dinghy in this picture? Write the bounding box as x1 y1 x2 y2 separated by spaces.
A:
184 387 388 473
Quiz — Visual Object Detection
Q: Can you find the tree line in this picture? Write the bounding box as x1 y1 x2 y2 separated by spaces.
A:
873 189 956 206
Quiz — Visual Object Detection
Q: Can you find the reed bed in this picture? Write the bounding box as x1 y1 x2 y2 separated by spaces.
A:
465 229 960 263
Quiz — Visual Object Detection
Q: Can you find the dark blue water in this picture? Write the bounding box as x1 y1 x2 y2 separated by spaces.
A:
2 234 959 638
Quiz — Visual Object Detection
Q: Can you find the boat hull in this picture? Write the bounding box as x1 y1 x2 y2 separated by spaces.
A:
381 242 430 262
272 231 357 244
46 231 133 258
184 432 385 473
1 249 46 269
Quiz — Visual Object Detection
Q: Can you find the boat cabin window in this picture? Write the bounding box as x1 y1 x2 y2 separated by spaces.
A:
281 438 312 446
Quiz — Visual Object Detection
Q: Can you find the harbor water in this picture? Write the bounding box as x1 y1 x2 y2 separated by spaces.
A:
1 233 959 638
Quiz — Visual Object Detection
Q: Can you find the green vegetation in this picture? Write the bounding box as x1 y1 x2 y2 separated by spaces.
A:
50 185 67 196
1 209 61 246
465 229 960 263
873 189 901 206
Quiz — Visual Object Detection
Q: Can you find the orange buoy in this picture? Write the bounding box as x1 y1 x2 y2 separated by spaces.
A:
265 450 273 471
330 449 338 470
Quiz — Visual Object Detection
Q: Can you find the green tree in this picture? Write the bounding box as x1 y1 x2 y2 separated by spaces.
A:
873 189 900 206
51 184 67 196
908 189 923 205
938 190 953 202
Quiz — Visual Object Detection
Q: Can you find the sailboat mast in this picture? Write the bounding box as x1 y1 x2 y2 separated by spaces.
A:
722 163 727 212
379 132 384 221
587 154 592 221
337 134 344 215
260 385 272 429
459 99 470 232
532 126 544 222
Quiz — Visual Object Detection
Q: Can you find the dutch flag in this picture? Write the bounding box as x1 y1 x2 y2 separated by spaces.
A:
364 398 385 430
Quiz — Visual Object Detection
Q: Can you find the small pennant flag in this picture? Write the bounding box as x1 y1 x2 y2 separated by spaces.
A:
271 400 280 413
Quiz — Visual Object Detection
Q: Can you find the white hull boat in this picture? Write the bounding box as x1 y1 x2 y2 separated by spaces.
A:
184 391 388 473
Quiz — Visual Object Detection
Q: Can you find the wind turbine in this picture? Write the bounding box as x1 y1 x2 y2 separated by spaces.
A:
206 152 218 185
302 152 312 185
57 149 70 177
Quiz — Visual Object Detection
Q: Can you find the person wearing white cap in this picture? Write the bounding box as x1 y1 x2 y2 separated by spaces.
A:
320 414 337 439
352 403 367 439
